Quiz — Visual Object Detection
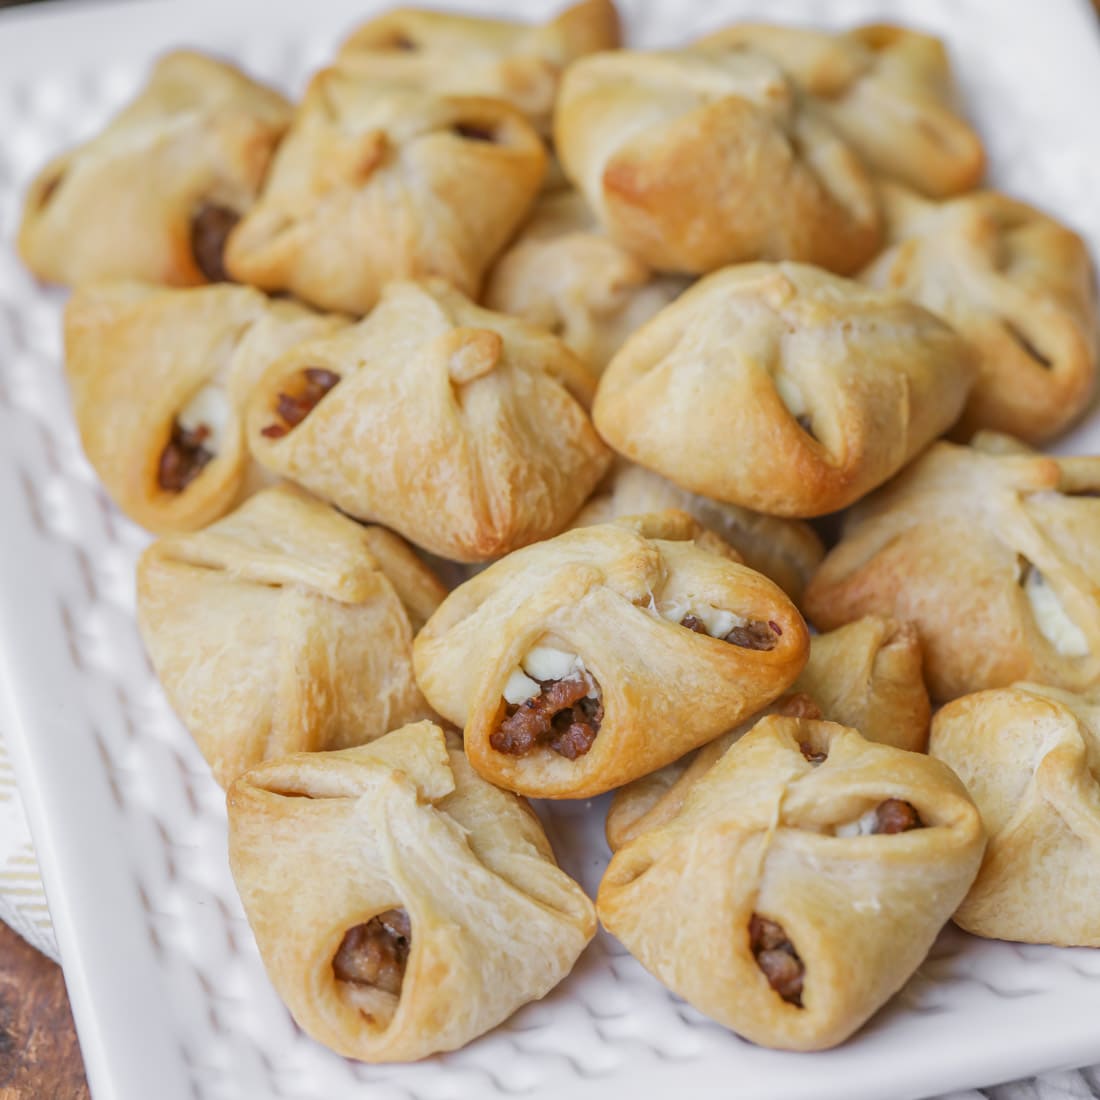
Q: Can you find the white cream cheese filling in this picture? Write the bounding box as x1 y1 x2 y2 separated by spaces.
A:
502 646 596 706
834 808 880 838
177 383 231 454
656 599 747 639
1024 567 1089 657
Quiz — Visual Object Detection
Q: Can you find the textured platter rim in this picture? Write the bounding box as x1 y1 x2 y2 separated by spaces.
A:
2 1 1100 1099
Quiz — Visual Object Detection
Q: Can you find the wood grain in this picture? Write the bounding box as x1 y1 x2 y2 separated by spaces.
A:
0 921 89 1100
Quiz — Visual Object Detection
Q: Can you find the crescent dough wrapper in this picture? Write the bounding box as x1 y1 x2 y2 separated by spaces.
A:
598 715 984 1051
931 683 1100 946
413 513 809 798
246 278 610 562
607 616 930 850
18 51 290 288
862 185 1099 444
335 0 620 136
137 486 443 787
593 263 974 517
227 721 596 1062
484 190 689 373
698 24 983 197
63 282 345 534
571 460 823 603
805 435 1100 701
225 71 547 315
553 46 881 275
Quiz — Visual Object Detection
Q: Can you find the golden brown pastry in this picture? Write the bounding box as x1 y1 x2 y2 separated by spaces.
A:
606 616 930 851
698 24 983 197
18 51 290 288
570 460 824 603
593 262 975 517
413 513 809 798
335 0 619 136
861 184 1099 443
805 435 1100 701
138 486 443 786
64 282 345 534
930 683 1100 946
598 714 984 1051
246 278 610 562
225 69 546 315
227 720 596 1061
484 190 689 373
554 46 881 275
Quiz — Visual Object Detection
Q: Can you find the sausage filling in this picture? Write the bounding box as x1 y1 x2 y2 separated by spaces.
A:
190 202 240 283
261 368 341 439
750 914 804 1006
157 420 213 492
664 601 781 651
493 674 603 760
836 799 923 837
332 908 411 997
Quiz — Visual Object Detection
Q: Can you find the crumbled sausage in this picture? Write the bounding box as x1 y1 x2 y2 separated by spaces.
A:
680 615 708 634
725 620 781 650
261 368 341 439
190 202 240 283
492 675 603 759
453 122 497 143
157 420 213 492
750 914 804 1006
332 908 411 996
799 741 827 764
873 799 923 834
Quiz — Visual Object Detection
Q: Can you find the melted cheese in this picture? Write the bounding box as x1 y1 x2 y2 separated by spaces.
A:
1025 568 1089 657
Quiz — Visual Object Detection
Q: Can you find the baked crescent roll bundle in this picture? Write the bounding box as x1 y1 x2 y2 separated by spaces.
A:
335 0 620 137
227 721 596 1062
606 616 930 851
554 46 882 275
697 24 984 197
246 278 610 562
64 282 345 534
862 184 1099 443
593 262 975 517
570 460 824 603
931 683 1100 946
137 486 443 787
484 190 689 373
225 70 547 315
598 715 984 1051
413 512 809 798
805 435 1100 701
18 51 290 288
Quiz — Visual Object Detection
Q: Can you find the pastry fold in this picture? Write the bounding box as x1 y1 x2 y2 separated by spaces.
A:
18 51 290 288
930 683 1100 946
805 435 1100 701
862 184 1099 443
335 0 619 136
593 262 974 517
413 513 809 798
598 715 984 1051
227 720 596 1061
484 190 688 373
571 460 824 603
554 46 881 275
606 616 930 851
698 24 983 197
225 70 546 314
64 282 344 534
138 486 443 786
246 278 610 562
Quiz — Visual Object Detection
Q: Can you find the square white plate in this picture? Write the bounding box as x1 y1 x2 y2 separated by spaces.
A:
2 1 1100 1098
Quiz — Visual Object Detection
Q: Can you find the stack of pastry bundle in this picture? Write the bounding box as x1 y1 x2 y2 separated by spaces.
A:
18 0 1100 1063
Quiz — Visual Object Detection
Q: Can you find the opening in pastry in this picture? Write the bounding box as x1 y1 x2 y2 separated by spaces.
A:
332 908 411 997
452 122 500 144
1018 555 1089 657
834 799 923 837
158 420 214 492
383 31 417 50
749 914 803 1007
190 202 241 284
658 601 782 651
261 368 341 439
493 645 603 760
38 170 65 210
797 726 828 765
773 372 819 442
1003 321 1053 370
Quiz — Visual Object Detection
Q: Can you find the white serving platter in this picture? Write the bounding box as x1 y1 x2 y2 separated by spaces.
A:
1 1 1100 1098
